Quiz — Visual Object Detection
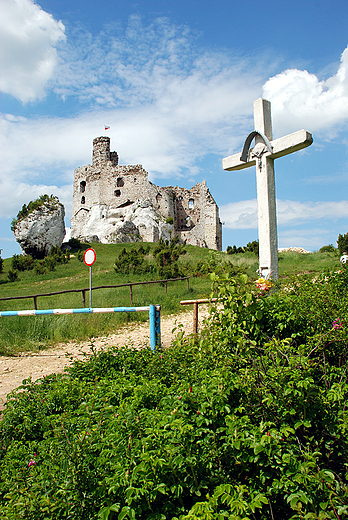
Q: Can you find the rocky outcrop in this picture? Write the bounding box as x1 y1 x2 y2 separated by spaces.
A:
13 199 65 258
72 199 174 244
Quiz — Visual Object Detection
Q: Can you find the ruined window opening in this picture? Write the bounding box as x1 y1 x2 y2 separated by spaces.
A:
179 196 183 201
134 177 137 182
156 193 162 203
81 196 85 204
189 198 194 209
116 177 124 187
85 167 87 172
80 181 86 193
114 189 121 197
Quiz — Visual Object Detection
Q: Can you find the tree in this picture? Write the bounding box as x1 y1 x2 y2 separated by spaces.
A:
337 233 348 255
154 236 186 279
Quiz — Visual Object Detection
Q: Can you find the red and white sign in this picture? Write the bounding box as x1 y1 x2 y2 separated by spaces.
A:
83 248 96 266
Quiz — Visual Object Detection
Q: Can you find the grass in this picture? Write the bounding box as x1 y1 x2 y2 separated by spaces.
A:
0 243 341 355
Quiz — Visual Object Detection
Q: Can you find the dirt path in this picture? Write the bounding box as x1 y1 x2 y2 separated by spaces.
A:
0 307 210 409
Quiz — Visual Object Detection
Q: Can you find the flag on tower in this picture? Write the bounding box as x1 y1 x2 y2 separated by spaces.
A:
105 126 110 130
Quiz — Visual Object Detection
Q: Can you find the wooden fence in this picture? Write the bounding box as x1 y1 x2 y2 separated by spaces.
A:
0 277 190 310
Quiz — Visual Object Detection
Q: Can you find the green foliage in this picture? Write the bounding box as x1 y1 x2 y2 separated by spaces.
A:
1 266 348 518
67 237 84 252
10 194 59 232
154 236 186 279
226 239 259 257
114 245 155 275
319 244 336 253
11 253 34 272
7 268 19 282
337 232 348 255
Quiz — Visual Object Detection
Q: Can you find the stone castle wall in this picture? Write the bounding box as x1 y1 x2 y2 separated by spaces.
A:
71 137 222 250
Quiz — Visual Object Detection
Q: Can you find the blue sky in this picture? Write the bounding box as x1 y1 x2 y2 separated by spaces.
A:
1 0 348 258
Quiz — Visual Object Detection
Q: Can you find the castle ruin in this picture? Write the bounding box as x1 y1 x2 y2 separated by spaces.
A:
71 137 222 250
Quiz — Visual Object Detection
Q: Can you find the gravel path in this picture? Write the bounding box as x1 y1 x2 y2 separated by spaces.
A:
0 307 210 409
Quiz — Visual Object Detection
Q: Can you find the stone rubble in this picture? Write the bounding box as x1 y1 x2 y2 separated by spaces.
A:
278 247 311 254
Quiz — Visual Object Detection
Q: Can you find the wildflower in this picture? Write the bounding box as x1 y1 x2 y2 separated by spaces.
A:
333 319 343 330
189 386 192 393
256 278 272 292
28 453 36 468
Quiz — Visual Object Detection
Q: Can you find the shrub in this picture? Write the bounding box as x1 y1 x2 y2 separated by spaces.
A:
227 239 259 257
67 237 83 251
114 245 155 275
11 253 34 271
2 265 348 518
154 236 186 279
319 244 336 253
7 268 19 282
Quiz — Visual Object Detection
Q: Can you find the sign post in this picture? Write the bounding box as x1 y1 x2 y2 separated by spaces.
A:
83 248 96 308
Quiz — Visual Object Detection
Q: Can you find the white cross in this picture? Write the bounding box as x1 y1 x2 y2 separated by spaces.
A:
223 98 313 280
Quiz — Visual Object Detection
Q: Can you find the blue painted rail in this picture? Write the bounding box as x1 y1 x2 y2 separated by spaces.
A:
0 304 161 351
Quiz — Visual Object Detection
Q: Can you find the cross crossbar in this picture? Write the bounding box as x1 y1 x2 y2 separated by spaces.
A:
223 129 313 171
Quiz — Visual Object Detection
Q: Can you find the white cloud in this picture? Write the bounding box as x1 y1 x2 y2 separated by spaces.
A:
221 199 348 229
0 177 72 221
0 0 65 102
278 228 334 251
263 46 348 137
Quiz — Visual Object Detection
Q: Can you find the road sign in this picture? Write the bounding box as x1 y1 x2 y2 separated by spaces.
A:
83 248 96 267
83 248 96 307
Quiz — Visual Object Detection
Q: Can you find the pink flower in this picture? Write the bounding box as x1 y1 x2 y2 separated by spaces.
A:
28 460 36 467
333 319 343 330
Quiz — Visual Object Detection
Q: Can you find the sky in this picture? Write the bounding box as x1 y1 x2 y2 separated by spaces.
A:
1 0 348 258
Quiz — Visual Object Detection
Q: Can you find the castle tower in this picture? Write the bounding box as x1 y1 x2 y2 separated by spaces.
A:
92 136 110 167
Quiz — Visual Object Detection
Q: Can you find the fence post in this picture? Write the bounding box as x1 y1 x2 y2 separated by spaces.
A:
187 278 189 290
149 304 161 351
33 296 38 310
82 290 86 308
193 302 198 333
130 284 133 305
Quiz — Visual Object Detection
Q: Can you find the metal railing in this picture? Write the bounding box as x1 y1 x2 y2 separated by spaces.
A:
0 304 161 351
0 277 190 310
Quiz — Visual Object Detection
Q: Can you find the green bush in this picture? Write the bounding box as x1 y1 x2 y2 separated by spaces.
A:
337 232 348 255
114 245 155 275
7 268 19 282
1 266 348 518
11 253 34 271
226 239 259 257
319 244 336 253
154 236 186 279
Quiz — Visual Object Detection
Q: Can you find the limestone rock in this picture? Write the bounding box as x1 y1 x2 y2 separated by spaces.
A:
13 200 65 258
72 199 174 245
